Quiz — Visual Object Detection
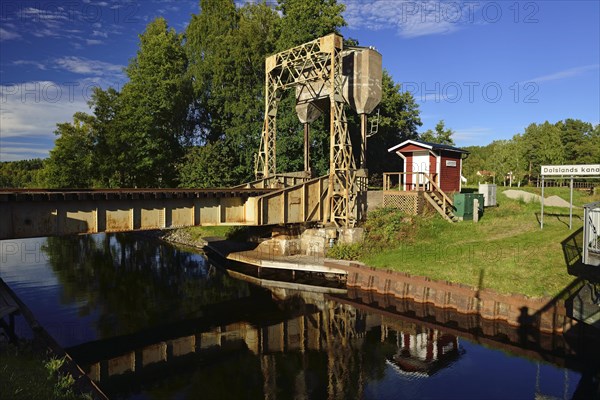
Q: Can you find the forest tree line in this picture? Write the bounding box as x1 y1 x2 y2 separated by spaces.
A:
6 116 597 188
2 0 422 189
463 119 600 186
2 0 598 189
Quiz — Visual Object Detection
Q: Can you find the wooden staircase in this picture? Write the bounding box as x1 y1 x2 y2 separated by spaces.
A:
381 171 461 223
424 192 459 222
423 174 459 223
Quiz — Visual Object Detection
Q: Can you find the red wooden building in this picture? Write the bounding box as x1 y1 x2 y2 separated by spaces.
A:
387 140 469 193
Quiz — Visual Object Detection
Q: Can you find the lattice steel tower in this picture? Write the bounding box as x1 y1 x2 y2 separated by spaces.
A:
255 34 382 228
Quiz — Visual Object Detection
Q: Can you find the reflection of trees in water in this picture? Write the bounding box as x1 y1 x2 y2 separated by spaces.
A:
177 352 264 400
42 234 251 338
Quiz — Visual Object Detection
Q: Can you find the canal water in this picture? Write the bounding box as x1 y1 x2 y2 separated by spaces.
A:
0 234 597 399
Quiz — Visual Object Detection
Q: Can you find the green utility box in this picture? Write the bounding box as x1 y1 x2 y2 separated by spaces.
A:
453 193 484 221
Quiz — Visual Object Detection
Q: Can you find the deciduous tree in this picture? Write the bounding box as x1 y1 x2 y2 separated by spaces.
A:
119 17 192 187
42 113 95 188
420 120 455 145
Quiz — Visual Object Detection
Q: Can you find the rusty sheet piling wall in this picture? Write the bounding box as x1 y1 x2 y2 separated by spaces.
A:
328 261 576 334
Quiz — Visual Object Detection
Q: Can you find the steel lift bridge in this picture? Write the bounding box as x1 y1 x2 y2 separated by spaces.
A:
0 34 382 240
254 33 382 228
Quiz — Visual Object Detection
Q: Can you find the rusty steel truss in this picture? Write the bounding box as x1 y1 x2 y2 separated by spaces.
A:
255 34 361 228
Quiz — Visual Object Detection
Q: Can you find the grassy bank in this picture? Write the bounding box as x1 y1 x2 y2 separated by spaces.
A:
0 341 91 400
330 186 599 298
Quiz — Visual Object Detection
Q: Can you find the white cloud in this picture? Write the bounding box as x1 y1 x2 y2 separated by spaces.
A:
92 30 108 38
0 146 51 162
0 81 91 161
344 0 473 38
2 1 130 45
13 60 47 70
525 64 600 84
21 7 68 30
1 77 125 158
21 7 68 21
0 27 21 41
54 56 124 77
453 126 493 140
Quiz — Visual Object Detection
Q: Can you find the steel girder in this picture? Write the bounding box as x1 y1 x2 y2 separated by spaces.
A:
255 34 359 227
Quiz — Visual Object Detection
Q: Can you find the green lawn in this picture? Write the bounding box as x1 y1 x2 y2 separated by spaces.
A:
180 226 234 241
353 186 599 299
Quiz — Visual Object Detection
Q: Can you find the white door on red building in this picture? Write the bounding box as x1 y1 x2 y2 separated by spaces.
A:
412 151 430 189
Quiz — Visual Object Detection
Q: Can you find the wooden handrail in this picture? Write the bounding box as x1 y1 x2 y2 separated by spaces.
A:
383 172 440 192
383 171 454 213
426 172 454 208
232 173 312 189
256 174 330 224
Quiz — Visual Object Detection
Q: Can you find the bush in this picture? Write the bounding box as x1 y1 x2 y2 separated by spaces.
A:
327 242 363 260
327 208 424 261
363 207 418 250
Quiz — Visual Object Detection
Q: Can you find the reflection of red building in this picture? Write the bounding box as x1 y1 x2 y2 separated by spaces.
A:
387 329 462 378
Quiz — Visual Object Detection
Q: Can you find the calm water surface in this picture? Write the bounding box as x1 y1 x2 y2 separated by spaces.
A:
0 234 597 399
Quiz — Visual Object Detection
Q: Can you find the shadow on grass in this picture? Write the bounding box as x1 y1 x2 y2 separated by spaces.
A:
535 213 583 228
512 229 600 399
561 227 600 280
562 228 584 269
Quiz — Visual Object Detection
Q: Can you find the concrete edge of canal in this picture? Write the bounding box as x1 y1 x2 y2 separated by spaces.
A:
137 228 599 337
0 278 110 400
198 238 581 335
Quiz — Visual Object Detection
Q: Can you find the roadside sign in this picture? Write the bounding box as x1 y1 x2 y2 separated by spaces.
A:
539 164 600 230
541 164 600 176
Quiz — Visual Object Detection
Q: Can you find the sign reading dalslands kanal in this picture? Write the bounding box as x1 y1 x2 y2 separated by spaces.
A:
541 164 600 176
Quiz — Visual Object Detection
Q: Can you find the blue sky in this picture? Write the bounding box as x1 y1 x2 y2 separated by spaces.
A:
1 0 598 161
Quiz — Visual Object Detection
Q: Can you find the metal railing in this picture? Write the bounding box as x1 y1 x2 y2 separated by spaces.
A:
254 175 330 225
232 172 312 189
583 201 600 266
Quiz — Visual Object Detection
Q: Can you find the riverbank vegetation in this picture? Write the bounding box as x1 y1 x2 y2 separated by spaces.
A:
329 186 600 298
0 341 91 400
463 119 600 186
1 0 421 190
5 0 596 191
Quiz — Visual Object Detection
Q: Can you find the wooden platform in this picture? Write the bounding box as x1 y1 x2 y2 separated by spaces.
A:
204 239 347 276
382 172 459 222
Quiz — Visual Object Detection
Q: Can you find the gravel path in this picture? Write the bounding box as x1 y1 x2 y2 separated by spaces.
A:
502 189 575 207
367 190 383 210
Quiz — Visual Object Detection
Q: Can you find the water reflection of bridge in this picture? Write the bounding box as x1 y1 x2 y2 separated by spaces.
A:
68 285 369 397
65 272 598 399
